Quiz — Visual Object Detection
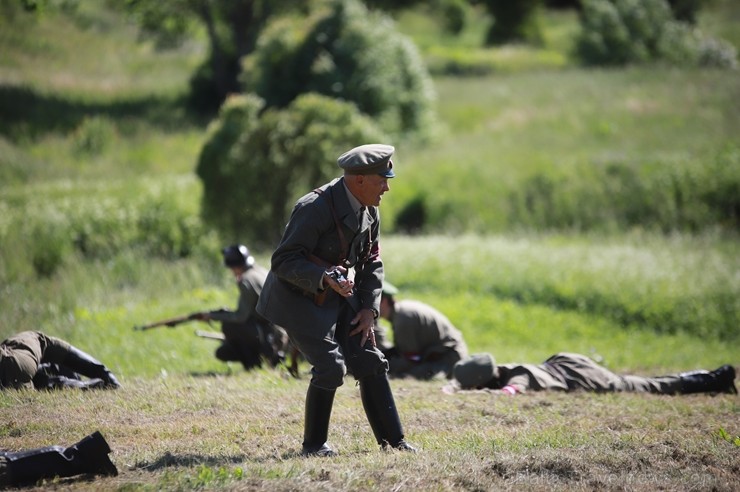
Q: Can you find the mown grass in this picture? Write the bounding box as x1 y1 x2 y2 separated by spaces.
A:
1 372 737 491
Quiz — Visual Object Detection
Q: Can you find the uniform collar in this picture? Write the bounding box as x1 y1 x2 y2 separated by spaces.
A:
342 178 364 216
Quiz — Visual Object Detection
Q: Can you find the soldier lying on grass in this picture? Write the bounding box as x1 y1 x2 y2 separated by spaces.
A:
445 352 737 396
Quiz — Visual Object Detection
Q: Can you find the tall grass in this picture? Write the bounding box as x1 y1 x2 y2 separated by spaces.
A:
386 68 740 234
1 233 735 380
381 233 739 341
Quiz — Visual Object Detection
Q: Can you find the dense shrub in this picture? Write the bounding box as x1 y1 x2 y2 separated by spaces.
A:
477 0 545 46
71 116 117 156
196 93 387 245
436 0 468 35
576 0 737 68
195 94 264 240
241 0 437 140
395 194 428 234
666 0 709 24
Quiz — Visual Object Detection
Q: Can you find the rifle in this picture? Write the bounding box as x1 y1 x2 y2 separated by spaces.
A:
133 313 203 331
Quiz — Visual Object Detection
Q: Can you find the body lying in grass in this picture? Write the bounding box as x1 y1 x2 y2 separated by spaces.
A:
446 352 737 396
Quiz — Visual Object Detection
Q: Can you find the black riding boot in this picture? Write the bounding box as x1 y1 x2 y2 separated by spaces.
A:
62 346 121 388
679 365 737 394
359 373 417 452
301 384 337 457
3 431 118 486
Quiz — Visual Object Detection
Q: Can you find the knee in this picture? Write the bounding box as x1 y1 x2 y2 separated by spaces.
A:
310 363 346 390
349 355 389 380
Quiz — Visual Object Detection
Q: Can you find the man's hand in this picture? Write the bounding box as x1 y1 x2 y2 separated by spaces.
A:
349 308 376 347
324 267 354 297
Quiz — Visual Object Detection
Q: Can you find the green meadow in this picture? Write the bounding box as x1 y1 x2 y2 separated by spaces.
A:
0 2 738 490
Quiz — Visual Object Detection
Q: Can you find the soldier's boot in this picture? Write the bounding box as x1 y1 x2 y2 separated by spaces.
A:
359 373 417 452
300 384 337 457
4 431 118 486
679 365 737 394
35 375 107 390
62 346 121 389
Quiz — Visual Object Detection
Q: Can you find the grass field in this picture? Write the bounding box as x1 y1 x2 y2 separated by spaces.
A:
0 2 738 490
1 372 738 491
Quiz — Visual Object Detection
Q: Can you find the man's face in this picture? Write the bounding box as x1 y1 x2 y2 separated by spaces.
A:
352 174 391 207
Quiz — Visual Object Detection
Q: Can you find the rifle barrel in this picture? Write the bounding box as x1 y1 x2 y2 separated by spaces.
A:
133 314 194 331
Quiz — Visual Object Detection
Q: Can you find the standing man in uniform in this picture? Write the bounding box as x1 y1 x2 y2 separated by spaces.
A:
450 352 737 395
193 245 288 370
257 143 417 456
0 331 121 391
378 282 469 380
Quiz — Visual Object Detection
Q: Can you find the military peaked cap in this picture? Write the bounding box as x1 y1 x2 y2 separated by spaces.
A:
337 144 395 177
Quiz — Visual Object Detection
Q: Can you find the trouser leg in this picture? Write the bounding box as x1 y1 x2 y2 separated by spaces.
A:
219 323 264 370
215 341 261 370
62 346 121 388
3 431 117 485
679 365 737 394
359 373 417 452
301 384 337 457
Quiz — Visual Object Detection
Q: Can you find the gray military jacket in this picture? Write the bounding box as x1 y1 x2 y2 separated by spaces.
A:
257 177 383 333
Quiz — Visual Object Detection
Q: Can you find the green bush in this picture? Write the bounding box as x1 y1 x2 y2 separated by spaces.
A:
438 0 468 35
242 0 437 140
395 194 428 234
478 0 545 46
576 0 673 65
71 116 117 156
666 0 709 23
196 93 387 245
195 94 265 239
576 0 738 68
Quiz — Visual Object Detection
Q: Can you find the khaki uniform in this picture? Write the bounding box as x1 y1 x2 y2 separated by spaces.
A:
209 264 288 369
0 331 71 389
386 299 468 380
492 353 682 394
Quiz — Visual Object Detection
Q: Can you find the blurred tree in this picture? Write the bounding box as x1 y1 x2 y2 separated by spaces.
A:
666 0 710 24
364 0 468 34
576 0 736 68
242 0 437 140
121 0 310 114
472 0 545 46
197 0 437 243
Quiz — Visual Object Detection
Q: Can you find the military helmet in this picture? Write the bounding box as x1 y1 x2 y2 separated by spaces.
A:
222 244 254 268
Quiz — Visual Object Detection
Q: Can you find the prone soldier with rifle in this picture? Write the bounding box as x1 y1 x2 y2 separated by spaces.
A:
136 245 290 372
